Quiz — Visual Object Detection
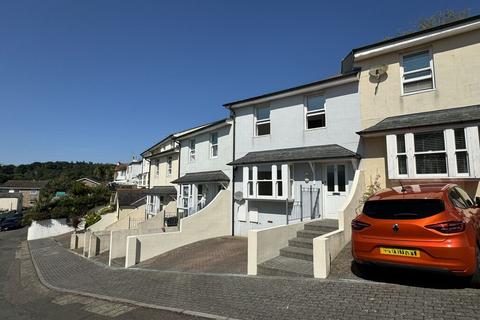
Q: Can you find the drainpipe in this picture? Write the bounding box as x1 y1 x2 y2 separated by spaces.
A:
229 108 236 236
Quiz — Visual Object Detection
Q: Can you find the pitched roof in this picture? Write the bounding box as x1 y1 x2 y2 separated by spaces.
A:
229 144 359 166
141 118 230 157
116 189 149 207
171 170 230 184
358 104 480 135
76 178 101 185
0 180 49 189
223 71 359 108
350 14 480 55
145 186 177 195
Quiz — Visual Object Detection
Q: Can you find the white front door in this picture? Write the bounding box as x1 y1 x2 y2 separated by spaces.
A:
324 164 348 219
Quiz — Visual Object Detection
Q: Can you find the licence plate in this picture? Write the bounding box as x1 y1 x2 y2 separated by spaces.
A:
380 247 420 258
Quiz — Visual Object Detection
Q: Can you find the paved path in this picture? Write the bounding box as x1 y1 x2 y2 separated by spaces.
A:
136 236 247 274
0 228 200 320
29 237 480 320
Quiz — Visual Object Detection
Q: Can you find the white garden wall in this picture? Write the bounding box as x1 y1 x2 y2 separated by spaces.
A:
27 218 75 241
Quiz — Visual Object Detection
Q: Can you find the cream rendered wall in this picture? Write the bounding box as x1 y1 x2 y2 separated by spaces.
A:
0 198 18 211
356 29 480 129
149 153 179 187
355 29 480 194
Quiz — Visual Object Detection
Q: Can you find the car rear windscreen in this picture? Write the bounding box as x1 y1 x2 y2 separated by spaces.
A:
362 199 445 219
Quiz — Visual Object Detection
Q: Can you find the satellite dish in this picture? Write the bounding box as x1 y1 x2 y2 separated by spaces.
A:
234 191 244 202
368 64 388 79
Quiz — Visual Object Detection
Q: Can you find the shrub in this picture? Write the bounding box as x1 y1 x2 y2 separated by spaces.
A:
84 211 101 228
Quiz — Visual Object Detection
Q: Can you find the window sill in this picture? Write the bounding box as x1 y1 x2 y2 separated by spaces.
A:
253 134 270 138
401 88 436 97
246 196 292 202
305 126 327 132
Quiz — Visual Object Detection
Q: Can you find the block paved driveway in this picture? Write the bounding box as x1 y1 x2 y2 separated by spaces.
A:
29 237 480 320
136 236 247 274
0 228 200 320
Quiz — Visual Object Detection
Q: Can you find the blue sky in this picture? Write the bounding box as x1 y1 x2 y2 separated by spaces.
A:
1 0 479 165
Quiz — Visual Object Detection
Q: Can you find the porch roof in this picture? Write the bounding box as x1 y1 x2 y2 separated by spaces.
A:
228 144 359 166
357 104 480 136
145 186 177 195
116 189 149 207
171 170 230 184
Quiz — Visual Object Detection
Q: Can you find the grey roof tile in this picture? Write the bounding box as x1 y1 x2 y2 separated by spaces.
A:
171 170 230 184
358 105 480 135
229 144 359 166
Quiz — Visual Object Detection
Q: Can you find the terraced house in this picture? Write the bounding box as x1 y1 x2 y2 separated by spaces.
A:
342 14 480 196
172 118 233 217
225 71 361 237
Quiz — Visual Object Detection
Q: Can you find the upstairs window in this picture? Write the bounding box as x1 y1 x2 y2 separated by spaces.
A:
306 95 326 129
167 156 173 176
189 139 196 162
155 159 160 176
210 132 218 158
256 106 270 136
414 131 446 175
401 50 434 94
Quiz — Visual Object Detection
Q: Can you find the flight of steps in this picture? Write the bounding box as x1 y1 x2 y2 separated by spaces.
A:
257 219 339 277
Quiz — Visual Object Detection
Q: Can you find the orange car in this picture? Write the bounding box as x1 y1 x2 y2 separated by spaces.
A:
352 183 480 281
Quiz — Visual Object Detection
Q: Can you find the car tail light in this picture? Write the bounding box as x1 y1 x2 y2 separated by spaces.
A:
425 221 465 234
351 219 371 231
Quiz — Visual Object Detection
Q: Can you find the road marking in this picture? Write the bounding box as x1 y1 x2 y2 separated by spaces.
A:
52 294 136 317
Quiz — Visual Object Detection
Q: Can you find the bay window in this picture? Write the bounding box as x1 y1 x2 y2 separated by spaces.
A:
386 126 480 179
454 129 468 174
414 131 447 175
243 164 288 199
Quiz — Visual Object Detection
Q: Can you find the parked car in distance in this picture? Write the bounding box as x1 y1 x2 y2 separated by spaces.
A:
0 216 22 231
352 184 480 283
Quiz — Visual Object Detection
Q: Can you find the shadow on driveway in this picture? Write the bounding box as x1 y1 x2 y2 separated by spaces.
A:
329 242 477 290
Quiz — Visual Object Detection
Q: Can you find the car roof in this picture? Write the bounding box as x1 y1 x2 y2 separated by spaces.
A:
368 184 454 201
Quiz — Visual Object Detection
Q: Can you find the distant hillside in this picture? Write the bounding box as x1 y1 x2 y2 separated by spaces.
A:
0 161 115 184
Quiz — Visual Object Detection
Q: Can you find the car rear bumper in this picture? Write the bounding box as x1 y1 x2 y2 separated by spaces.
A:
352 234 477 276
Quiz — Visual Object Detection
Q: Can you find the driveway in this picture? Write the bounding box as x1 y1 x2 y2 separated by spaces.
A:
29 235 480 320
135 236 247 274
0 228 201 319
329 242 477 289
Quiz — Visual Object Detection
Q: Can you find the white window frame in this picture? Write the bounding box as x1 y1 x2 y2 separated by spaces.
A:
326 164 348 195
395 134 408 178
243 164 288 200
386 127 480 179
166 156 172 176
413 130 448 178
255 105 270 137
189 139 196 162
304 94 327 130
210 132 218 158
453 128 470 177
400 49 436 96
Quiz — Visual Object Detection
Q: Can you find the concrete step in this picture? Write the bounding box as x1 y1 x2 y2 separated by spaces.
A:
280 246 313 261
288 237 313 249
303 223 337 233
297 229 330 239
257 256 313 277
307 219 339 229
